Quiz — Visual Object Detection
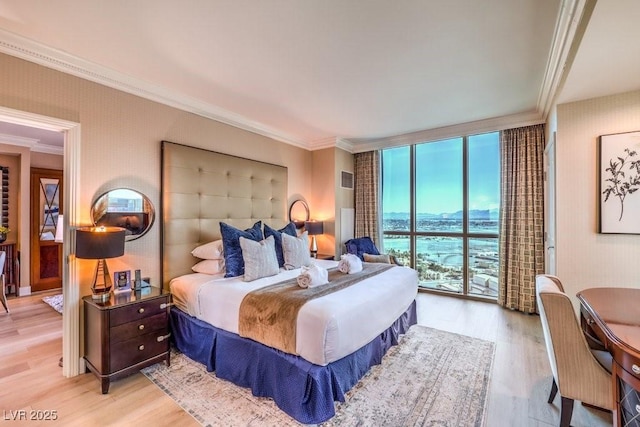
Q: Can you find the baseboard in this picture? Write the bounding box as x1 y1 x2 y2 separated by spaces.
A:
18 286 31 296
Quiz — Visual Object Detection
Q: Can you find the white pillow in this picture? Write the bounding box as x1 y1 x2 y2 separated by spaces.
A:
191 259 225 275
239 235 279 282
282 231 312 270
191 239 224 260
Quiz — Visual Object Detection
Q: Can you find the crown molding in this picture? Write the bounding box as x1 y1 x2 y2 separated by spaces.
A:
344 111 544 153
537 0 595 119
0 132 63 155
0 28 310 151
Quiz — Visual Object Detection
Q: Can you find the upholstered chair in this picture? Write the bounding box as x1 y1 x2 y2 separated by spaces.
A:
344 237 403 265
535 274 613 427
0 251 7 313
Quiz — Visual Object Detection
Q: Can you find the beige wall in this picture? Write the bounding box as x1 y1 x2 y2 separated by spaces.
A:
0 53 312 292
556 89 640 310
310 147 354 256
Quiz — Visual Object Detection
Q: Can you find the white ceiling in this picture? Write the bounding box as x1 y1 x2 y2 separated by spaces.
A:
0 0 638 152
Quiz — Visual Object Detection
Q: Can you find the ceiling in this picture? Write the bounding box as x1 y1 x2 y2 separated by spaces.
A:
0 0 638 152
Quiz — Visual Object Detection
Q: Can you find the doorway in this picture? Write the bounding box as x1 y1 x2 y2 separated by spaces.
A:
30 167 63 292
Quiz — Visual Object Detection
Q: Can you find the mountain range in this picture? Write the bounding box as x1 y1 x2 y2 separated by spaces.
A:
384 209 499 221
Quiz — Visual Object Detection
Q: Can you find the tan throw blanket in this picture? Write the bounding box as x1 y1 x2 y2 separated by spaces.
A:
238 263 394 355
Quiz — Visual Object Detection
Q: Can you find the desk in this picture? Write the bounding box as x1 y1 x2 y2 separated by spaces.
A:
577 288 640 427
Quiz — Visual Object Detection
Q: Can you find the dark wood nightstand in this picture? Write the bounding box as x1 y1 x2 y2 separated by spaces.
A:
83 287 171 393
315 253 335 260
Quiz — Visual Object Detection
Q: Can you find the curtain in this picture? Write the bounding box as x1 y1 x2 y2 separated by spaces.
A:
354 151 380 245
498 124 545 313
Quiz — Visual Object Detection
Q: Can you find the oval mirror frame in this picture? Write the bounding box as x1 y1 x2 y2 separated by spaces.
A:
289 199 310 229
91 188 155 241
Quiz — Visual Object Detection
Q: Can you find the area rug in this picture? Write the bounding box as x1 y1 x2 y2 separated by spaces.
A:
142 325 495 426
42 294 63 314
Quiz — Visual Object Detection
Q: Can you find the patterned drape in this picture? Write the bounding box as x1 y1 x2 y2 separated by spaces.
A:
498 124 545 313
354 151 380 246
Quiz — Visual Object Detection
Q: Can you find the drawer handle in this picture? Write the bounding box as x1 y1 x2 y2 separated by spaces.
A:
160 303 174 310
586 318 594 325
138 308 145 314
157 333 172 342
138 345 145 351
138 324 145 331
636 404 640 415
633 364 640 375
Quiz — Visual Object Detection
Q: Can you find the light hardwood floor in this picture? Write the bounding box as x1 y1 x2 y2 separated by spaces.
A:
0 291 612 426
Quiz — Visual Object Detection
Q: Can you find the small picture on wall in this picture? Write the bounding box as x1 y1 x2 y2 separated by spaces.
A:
599 130 640 234
114 270 131 292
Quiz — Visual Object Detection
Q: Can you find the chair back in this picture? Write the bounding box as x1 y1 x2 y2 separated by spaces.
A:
0 251 6 276
535 274 612 408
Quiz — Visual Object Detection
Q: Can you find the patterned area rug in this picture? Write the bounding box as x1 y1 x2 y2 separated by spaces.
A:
142 326 495 426
42 294 63 314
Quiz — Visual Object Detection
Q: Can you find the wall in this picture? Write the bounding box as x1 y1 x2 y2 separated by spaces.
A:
0 52 313 294
556 89 640 310
310 147 354 256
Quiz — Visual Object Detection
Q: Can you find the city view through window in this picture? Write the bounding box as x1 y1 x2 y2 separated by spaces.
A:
381 132 500 298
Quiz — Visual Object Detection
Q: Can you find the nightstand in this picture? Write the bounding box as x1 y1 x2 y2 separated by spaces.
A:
83 287 171 394
315 253 334 260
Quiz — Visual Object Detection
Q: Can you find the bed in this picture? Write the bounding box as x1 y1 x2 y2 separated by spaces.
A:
161 141 418 423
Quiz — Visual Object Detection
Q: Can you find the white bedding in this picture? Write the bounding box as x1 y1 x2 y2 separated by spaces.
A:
170 259 418 366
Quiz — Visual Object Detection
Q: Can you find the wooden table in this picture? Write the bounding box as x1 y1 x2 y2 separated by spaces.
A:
577 287 640 427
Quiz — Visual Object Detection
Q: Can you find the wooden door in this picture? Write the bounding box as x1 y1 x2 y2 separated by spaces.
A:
30 168 63 292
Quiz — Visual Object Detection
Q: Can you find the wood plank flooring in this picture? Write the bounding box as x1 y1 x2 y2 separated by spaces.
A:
0 291 612 426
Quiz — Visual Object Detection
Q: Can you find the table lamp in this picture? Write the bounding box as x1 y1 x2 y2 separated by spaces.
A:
305 221 324 258
76 226 126 302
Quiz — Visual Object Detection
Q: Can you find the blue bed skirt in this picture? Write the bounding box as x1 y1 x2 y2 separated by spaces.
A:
170 300 417 424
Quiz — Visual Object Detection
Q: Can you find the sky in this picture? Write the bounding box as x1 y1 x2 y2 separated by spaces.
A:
382 132 500 215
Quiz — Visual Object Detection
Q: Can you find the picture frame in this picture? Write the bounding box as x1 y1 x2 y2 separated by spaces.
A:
113 270 131 292
599 130 640 234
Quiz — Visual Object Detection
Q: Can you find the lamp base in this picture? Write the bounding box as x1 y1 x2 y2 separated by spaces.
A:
91 290 111 302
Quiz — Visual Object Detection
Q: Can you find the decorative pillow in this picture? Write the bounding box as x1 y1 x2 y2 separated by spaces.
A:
220 221 263 278
191 239 224 260
345 237 380 261
264 222 297 267
239 235 279 282
282 231 311 270
191 259 225 275
363 253 391 264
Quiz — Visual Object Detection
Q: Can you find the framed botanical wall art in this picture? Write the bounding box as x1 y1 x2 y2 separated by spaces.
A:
599 130 640 234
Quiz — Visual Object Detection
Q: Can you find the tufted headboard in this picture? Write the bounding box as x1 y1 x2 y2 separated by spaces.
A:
161 141 288 289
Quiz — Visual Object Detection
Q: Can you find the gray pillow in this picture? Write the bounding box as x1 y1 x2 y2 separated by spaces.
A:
282 231 312 270
239 235 279 282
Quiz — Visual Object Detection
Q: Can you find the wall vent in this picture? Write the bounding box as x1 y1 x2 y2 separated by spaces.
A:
341 170 354 190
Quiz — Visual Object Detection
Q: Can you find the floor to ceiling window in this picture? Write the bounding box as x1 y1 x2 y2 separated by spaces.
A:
381 132 500 299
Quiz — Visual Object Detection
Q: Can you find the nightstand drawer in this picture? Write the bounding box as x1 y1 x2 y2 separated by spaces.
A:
110 312 167 344
110 331 170 373
110 297 169 326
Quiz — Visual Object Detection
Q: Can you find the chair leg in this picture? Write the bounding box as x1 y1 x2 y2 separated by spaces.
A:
0 283 8 313
560 396 574 427
548 378 558 403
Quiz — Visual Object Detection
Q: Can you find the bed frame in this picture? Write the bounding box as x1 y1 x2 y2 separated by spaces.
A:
160 141 416 423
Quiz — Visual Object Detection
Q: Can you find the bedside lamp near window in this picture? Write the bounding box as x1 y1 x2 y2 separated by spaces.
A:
76 226 126 302
305 221 324 258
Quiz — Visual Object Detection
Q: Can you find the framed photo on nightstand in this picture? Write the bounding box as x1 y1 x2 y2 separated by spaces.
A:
114 270 131 293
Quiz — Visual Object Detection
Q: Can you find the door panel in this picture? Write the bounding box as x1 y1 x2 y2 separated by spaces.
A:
31 168 63 292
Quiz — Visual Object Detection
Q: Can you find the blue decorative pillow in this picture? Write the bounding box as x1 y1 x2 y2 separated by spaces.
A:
264 222 297 267
345 237 380 261
220 221 263 277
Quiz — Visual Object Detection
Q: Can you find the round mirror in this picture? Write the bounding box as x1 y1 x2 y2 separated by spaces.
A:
91 188 155 241
289 199 310 229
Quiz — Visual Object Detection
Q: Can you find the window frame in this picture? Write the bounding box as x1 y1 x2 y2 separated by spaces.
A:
381 133 499 300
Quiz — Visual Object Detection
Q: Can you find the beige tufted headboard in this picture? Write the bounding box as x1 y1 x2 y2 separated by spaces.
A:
161 141 288 289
